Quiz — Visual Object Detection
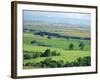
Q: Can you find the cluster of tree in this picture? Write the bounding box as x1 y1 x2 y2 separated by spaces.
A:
24 49 60 60
30 40 85 50
68 41 85 50
24 52 42 59
24 56 91 68
23 28 36 33
40 34 52 39
41 49 60 57
31 40 51 47
35 31 90 40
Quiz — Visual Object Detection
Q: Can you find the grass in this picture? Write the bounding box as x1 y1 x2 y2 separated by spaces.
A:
23 33 90 50
24 44 90 55
24 21 90 37
23 33 90 69
24 49 90 63
23 47 90 69
23 31 91 69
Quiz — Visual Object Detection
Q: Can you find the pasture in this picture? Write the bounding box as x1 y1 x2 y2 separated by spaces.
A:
23 31 91 69
23 10 91 69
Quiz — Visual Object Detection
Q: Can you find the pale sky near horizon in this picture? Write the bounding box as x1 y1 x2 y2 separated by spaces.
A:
23 10 91 26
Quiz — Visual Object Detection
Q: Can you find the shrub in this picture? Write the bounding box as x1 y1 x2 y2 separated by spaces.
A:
47 36 52 39
69 43 74 50
51 50 60 56
77 56 91 66
24 56 91 68
24 62 32 66
42 49 51 57
57 60 64 67
48 61 58 68
32 52 41 58
64 61 72 67
79 41 85 50
40 34 44 37
24 54 32 59
41 58 58 68
31 40 37 44
41 49 61 57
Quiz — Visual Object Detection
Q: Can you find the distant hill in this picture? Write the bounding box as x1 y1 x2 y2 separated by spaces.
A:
23 21 90 38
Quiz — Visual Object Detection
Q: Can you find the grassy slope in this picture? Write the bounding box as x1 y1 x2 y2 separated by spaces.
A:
23 33 90 69
24 22 90 37
24 45 90 63
23 33 90 50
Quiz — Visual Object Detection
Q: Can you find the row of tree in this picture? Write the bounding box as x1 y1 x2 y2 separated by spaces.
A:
34 31 90 40
24 40 85 60
31 40 85 50
24 56 91 68
69 41 85 50
24 49 60 60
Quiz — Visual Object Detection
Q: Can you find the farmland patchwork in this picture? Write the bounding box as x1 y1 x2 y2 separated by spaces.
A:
23 10 91 69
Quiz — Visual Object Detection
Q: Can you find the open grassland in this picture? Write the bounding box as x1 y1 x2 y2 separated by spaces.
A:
24 46 90 63
23 33 91 69
24 22 90 37
23 21 91 69
23 33 90 50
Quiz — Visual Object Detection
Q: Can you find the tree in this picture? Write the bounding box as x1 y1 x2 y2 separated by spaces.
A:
42 49 51 57
64 61 70 67
82 56 91 66
79 41 85 50
76 56 91 66
41 58 52 67
69 43 74 50
24 54 32 59
31 40 36 44
66 36 69 40
48 61 58 68
40 33 44 37
41 58 58 68
51 50 57 56
32 52 41 58
47 36 51 39
57 60 64 67
51 50 60 56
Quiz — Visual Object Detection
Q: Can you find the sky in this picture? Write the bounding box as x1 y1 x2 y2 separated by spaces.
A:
23 10 91 26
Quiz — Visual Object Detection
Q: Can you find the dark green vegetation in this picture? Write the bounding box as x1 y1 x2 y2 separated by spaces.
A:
24 56 91 68
23 22 91 69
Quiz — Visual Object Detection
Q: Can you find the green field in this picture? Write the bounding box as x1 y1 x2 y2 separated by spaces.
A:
23 10 91 69
23 31 91 69
24 33 90 50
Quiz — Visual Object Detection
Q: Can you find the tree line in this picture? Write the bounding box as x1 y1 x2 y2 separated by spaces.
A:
69 41 85 50
24 49 61 60
24 56 91 68
34 31 90 40
31 40 85 50
23 28 90 40
24 40 85 60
